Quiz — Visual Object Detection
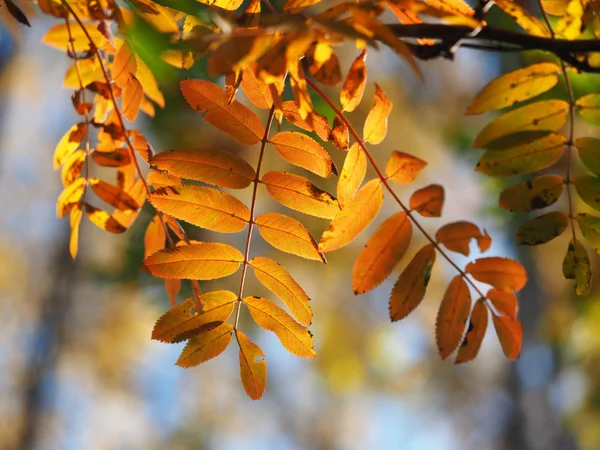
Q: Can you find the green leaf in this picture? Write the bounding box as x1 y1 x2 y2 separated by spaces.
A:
573 175 600 212
575 137 600 176
516 211 569 245
576 94 600 126
562 239 591 295
499 175 564 213
576 213 600 254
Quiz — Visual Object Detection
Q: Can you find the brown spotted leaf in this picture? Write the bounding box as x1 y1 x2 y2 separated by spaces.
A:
516 211 569 246
562 239 591 296
499 175 564 213
340 49 367 113
455 298 488 364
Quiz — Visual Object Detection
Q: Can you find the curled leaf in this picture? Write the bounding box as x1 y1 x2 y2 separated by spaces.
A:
455 299 488 364
436 221 491 256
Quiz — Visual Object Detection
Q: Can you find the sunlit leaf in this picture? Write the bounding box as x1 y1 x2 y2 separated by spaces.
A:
135 55 165 108
69 202 83 259
516 211 569 245
466 257 527 292
236 330 267 400
573 175 600 212
42 22 112 53
269 131 336 178
64 58 103 89
176 323 233 368
61 150 86 187
319 179 384 252
352 212 412 294
329 116 349 151
111 179 146 228
499 175 564 213
144 215 166 258
341 49 367 112
576 94 600 126
165 279 181 306
142 242 243 280
455 298 488 364
306 42 342 86
85 204 127 233
556 0 587 39
250 256 312 326
363 84 392 145
91 148 131 167
492 314 522 359
57 177 86 218
486 288 518 318
89 178 139 211
436 275 471 360
410 184 444 217
240 63 273 110
338 142 367 208
385 151 427 184
113 41 137 89
436 221 491 256
148 185 250 233
563 239 591 295
53 123 86 170
494 0 551 37
281 101 331 141
122 75 143 122
540 0 569 15
575 137 600 176
261 171 340 219
244 296 316 358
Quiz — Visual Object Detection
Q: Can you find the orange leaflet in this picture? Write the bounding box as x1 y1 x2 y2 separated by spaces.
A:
410 184 444 217
329 116 349 151
147 170 182 188
255 213 324 262
486 288 518 318
424 0 475 18
53 123 86 169
165 279 181 306
89 178 139 211
249 256 312 326
270 131 336 178
338 142 367 208
340 49 367 113
61 150 86 187
152 291 237 343
135 55 165 108
57 177 86 218
91 148 131 167
85 204 127 233
144 215 166 258
492 314 523 359
305 42 342 86
435 221 491 256
385 151 427 184
236 330 267 400
42 22 113 53
112 41 137 89
319 179 384 253
281 101 331 141
180 79 265 145
122 75 143 122
363 84 393 145
352 212 413 294
466 257 527 292
69 203 83 259
243 296 316 358
436 275 471 359
176 323 234 368
111 179 146 228
455 298 488 364
148 185 250 233
142 242 243 280
499 175 564 213
151 148 255 189
389 244 436 321
261 171 340 219
283 0 323 10
240 63 273 110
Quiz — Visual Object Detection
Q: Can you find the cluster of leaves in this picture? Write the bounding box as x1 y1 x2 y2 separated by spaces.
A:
3 0 598 399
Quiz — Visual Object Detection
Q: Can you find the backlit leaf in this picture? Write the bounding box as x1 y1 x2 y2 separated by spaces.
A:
573 175 600 212
338 142 367 208
152 291 237 343
261 171 340 219
576 94 600 126
487 288 518 318
435 221 491 256
111 179 146 228
244 296 316 358
329 116 349 151
410 184 444 217
69 203 83 259
165 279 181 306
494 0 551 37
575 137 600 176
436 275 471 359
112 41 137 89
353 212 413 294
281 101 331 141
144 215 166 258
270 131 336 178
255 213 324 262
250 256 312 326
42 22 111 53
89 178 139 211
475 133 566 177
85 204 127 233
363 84 392 145
340 49 367 113
455 298 488 364
499 175 564 213
57 177 86 218
466 257 527 292
236 330 267 400
148 185 250 233
240 63 273 110
53 123 86 170
492 314 522 359
142 242 243 280
151 148 255 189
61 150 86 187
385 151 427 184
516 211 569 246
319 179 384 252
180 79 265 145
473 100 568 148
562 239 591 295
176 323 233 368
306 42 342 86
91 148 131 167
389 244 436 321
122 75 143 122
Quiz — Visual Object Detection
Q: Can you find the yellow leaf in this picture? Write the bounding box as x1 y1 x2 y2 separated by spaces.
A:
61 150 86 187
85 204 127 233
270 131 336 178
147 170 182 189
142 242 243 280
353 212 413 294
575 137 600 176
363 84 392 145
64 58 103 89
122 75 143 122
540 0 570 15
473 100 569 148
466 257 527 292
466 62 560 115
281 101 331 141
435 221 491 256
135 55 165 108
305 42 342 86
152 292 237 343
69 202 83 259
198 0 243 10
53 123 86 170
255 213 324 262
180 79 265 145
389 244 436 321
112 41 137 89
562 239 591 295
516 211 569 245
144 215 166 258
91 148 131 167
492 314 522 359
410 184 444 217
90 177 139 211
556 0 586 39
329 116 349 151
499 175 564 213
319 179 383 252
250 256 312 326
494 0 551 37
57 177 86 218
338 142 367 208
261 171 340 219
162 50 194 70
148 185 250 233
42 22 111 53
340 49 367 113
176 323 234 368
236 330 267 400
436 275 471 359
424 0 476 18
244 296 316 358
455 298 488 364
385 151 427 184
111 179 146 228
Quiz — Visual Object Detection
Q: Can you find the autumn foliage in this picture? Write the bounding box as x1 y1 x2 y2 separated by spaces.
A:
3 0 600 399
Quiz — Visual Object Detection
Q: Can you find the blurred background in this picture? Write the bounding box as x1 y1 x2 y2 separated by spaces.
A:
1 4 600 450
